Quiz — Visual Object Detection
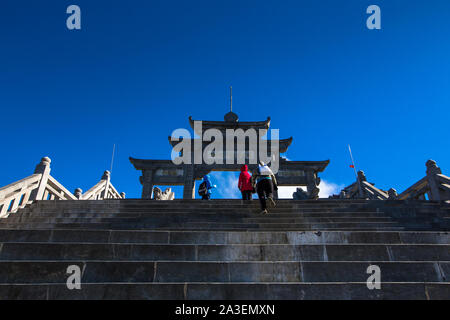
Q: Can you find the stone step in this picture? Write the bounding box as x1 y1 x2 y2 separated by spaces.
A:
0 222 410 231
26 199 446 207
0 282 448 300
8 214 447 228
2 216 398 224
31 209 448 216
30 198 446 204
20 207 450 216
0 243 448 261
12 211 401 218
1 198 448 300
29 203 449 211
0 229 448 244
26 203 448 211
0 225 412 232
8 208 392 216
0 261 447 284
11 217 445 227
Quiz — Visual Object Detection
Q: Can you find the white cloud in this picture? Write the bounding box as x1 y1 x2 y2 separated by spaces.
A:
203 172 344 200
318 180 345 198
277 186 305 198
209 171 242 199
277 180 344 199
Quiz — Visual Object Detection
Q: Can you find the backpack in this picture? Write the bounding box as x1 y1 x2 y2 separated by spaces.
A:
258 165 272 176
198 181 208 196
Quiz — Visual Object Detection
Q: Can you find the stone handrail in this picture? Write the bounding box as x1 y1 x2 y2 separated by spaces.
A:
0 157 125 218
361 180 388 200
334 160 450 202
440 183 450 193
396 177 428 200
81 171 124 200
0 174 42 217
336 171 388 200
395 160 450 201
436 174 450 187
45 176 78 201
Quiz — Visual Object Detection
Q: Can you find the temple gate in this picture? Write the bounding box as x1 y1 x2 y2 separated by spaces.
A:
130 111 329 199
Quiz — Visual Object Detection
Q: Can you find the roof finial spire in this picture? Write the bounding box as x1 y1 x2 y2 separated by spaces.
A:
230 86 232 112
224 86 238 122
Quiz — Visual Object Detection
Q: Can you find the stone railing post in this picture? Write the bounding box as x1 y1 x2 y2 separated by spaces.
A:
74 188 83 199
183 165 195 199
141 170 154 199
100 171 111 199
388 188 398 200
29 157 51 201
426 160 446 201
305 169 319 200
357 170 366 198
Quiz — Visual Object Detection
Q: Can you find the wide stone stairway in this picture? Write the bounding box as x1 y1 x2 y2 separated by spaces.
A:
0 199 449 299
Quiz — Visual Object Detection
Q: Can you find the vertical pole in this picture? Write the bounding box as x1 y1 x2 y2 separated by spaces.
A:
348 145 363 198
230 86 233 112
110 144 116 175
348 145 358 179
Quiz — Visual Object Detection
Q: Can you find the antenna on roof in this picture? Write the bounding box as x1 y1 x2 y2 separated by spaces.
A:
230 86 232 112
348 144 358 179
110 144 116 176
349 144 364 197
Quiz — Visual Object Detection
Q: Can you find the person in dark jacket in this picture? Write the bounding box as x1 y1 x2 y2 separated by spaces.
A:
238 165 253 200
251 161 278 214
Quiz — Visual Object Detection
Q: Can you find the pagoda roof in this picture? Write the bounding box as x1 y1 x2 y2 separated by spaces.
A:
168 136 293 153
278 157 330 172
189 115 271 133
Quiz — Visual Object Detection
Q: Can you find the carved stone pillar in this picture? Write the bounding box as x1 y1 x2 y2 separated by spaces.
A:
183 165 196 199
306 170 319 200
100 170 111 199
357 170 367 199
74 188 83 199
426 160 449 201
29 157 52 201
388 188 398 200
140 169 154 199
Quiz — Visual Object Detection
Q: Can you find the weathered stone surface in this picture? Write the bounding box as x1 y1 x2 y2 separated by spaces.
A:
0 199 448 299
152 187 175 200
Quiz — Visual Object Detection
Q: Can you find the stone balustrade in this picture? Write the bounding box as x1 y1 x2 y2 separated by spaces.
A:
0 174 41 217
336 160 450 202
81 170 123 200
0 157 124 218
359 180 388 200
333 170 388 200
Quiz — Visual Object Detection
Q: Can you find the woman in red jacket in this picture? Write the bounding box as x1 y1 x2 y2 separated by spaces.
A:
238 165 253 200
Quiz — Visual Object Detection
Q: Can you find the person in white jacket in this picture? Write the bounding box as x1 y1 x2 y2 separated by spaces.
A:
251 161 278 214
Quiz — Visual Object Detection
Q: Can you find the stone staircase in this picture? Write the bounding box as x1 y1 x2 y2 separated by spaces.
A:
0 199 449 299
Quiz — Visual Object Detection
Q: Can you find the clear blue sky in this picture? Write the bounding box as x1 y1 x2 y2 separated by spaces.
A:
1 0 449 198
